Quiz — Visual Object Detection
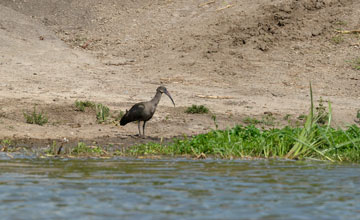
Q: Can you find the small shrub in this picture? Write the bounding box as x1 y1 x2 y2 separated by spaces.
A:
75 100 95 112
24 106 48 125
185 105 209 114
96 104 110 123
356 110 360 120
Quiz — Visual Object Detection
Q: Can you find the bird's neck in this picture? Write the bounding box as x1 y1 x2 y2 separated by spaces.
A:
150 91 162 106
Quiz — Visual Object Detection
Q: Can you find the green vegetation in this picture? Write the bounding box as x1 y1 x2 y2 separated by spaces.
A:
297 114 307 120
331 35 344 44
127 122 360 162
211 114 218 129
351 57 360 70
315 97 329 125
0 139 12 152
334 20 347 26
96 103 110 123
23 106 48 126
41 141 108 157
185 105 209 114
243 115 276 127
243 117 261 125
44 141 59 155
126 84 360 162
71 142 104 155
75 100 114 124
75 100 95 112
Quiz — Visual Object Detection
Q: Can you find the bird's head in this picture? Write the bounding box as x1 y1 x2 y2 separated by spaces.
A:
157 86 175 107
156 86 167 93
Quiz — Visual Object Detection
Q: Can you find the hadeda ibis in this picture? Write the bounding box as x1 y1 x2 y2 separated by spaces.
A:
120 86 175 137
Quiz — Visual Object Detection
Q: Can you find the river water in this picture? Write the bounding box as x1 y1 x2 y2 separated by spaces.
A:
0 153 359 219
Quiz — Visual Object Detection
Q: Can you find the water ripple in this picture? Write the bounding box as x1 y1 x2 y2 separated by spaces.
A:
0 158 359 219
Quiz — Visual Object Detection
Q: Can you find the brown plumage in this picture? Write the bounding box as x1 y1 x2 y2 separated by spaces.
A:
120 86 175 137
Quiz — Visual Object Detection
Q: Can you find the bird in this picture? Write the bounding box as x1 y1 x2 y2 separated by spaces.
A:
120 86 175 137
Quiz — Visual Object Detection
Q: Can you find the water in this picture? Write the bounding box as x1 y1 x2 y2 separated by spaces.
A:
0 153 360 219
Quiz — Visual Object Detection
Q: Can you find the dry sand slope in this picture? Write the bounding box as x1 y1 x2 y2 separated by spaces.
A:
0 0 359 147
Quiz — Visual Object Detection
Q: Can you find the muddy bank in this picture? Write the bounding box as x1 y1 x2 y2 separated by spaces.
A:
0 0 359 145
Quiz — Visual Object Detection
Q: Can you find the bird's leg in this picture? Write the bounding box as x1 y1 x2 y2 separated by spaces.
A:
142 121 146 138
138 121 141 137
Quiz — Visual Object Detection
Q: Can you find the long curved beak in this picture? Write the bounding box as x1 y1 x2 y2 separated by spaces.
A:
164 90 175 107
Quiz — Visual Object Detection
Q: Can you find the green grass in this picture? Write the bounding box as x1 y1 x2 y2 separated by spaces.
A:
75 100 95 112
126 83 360 162
96 104 110 123
297 114 307 120
44 141 59 155
126 124 360 162
23 106 48 126
352 57 360 70
0 139 12 152
315 97 328 125
71 142 104 155
185 105 209 114
331 35 344 44
243 117 261 125
243 115 276 126
334 20 347 26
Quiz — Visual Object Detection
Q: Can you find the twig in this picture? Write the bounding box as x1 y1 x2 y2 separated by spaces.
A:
198 0 215 7
216 4 233 11
196 94 233 99
335 30 360 34
81 39 92 49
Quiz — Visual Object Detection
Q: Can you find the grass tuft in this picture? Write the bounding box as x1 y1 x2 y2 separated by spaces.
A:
0 139 13 152
243 115 276 126
316 97 329 125
24 106 48 126
331 35 344 44
185 105 209 114
96 104 110 123
75 100 95 112
352 57 360 70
